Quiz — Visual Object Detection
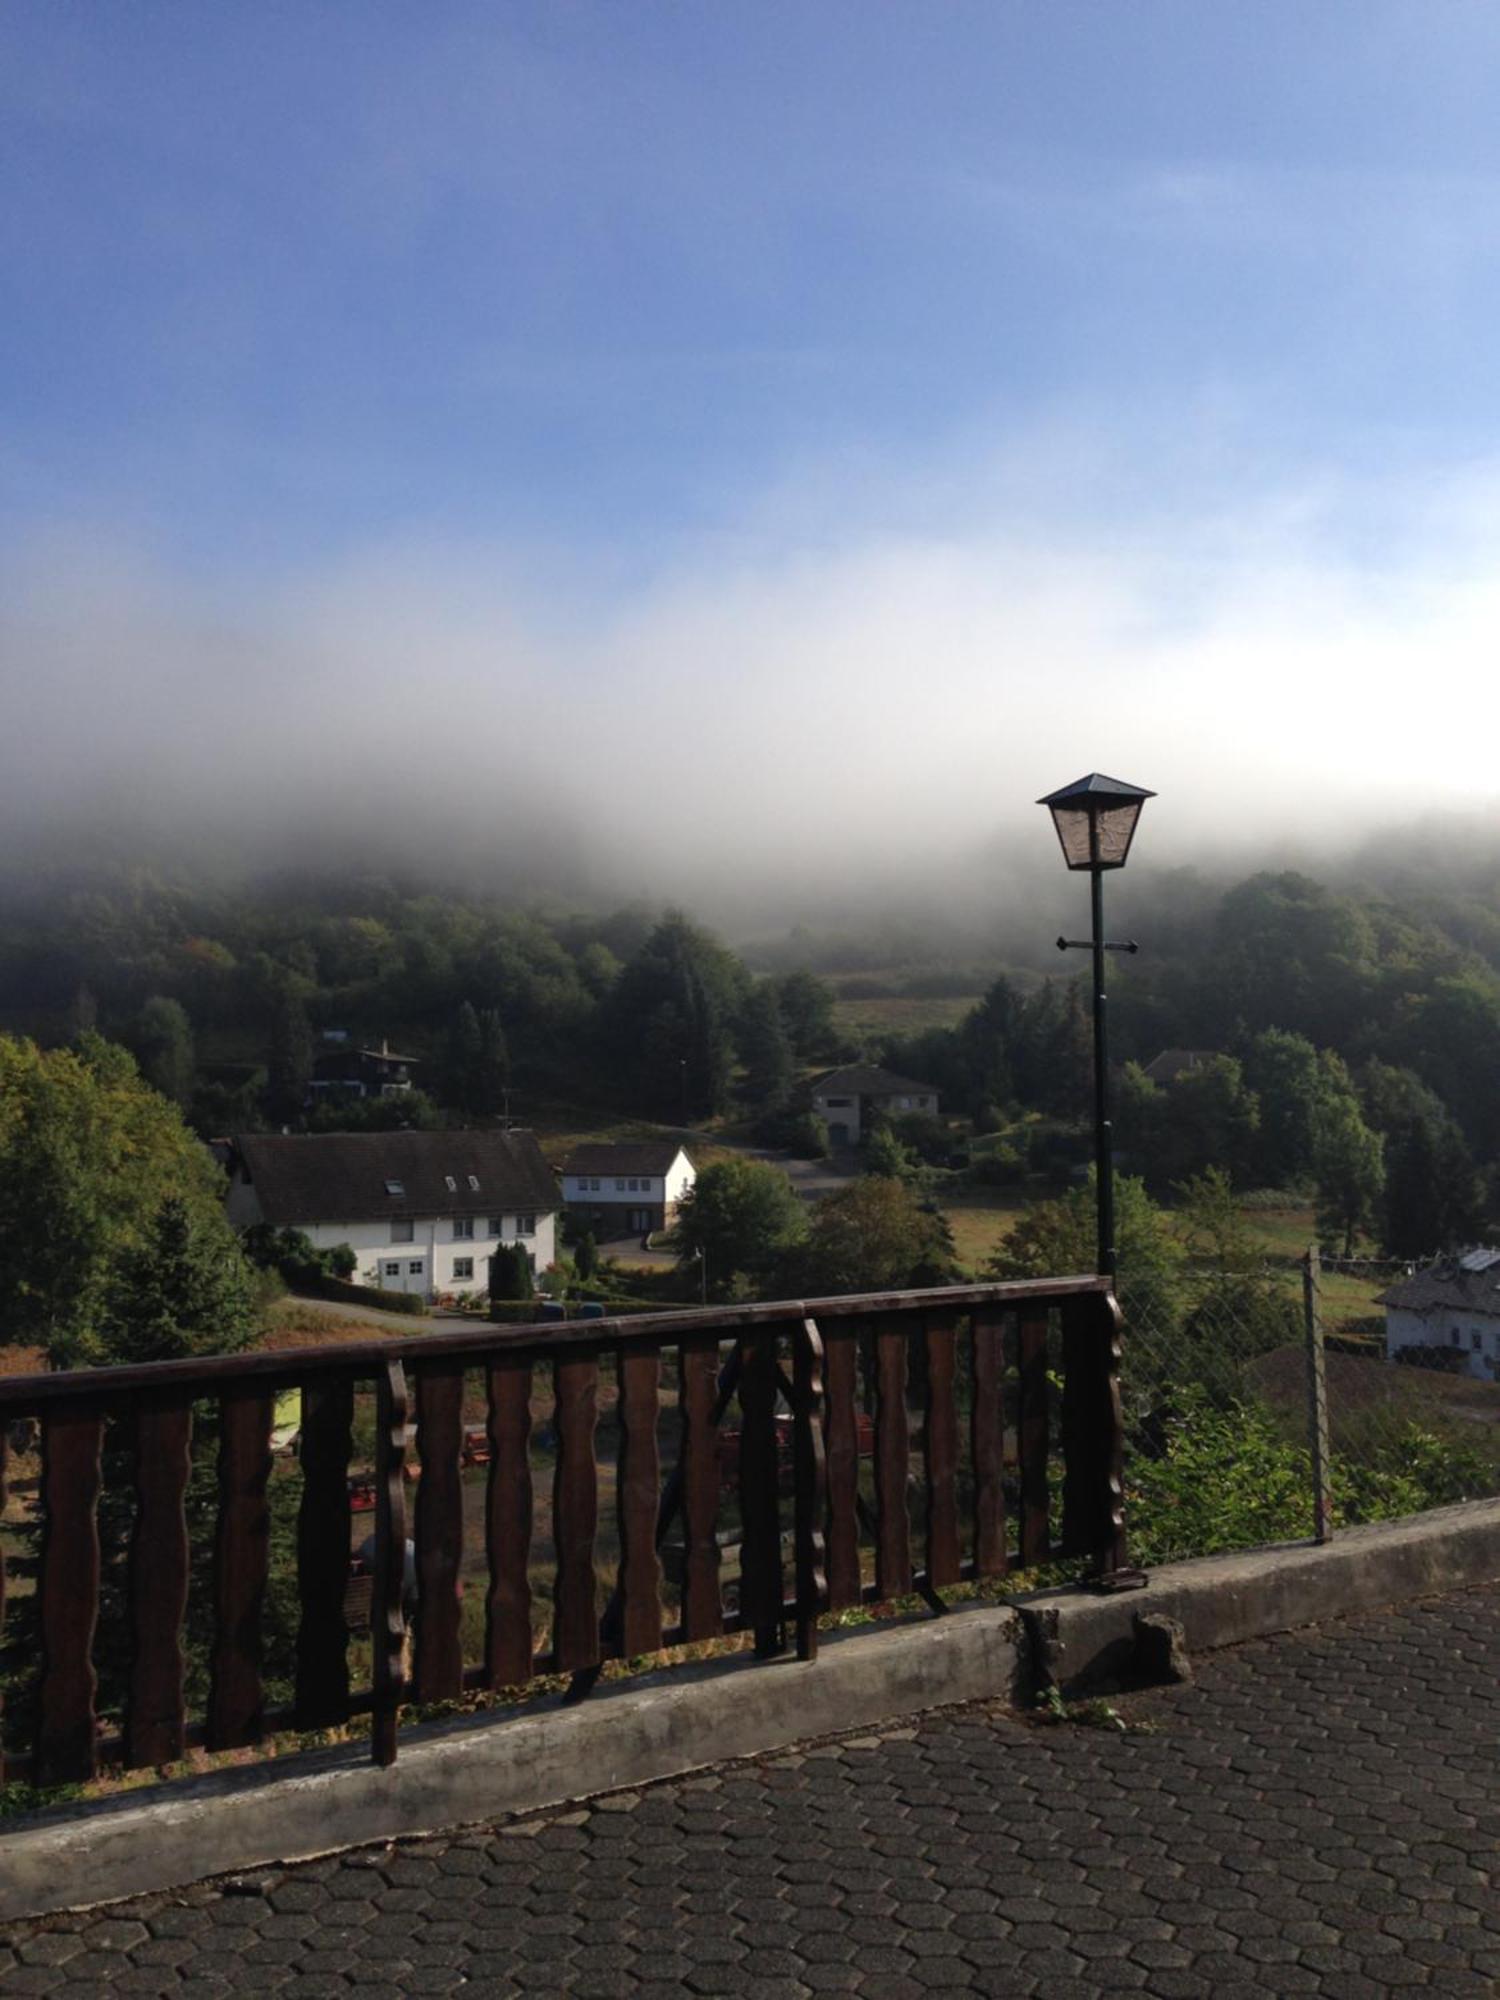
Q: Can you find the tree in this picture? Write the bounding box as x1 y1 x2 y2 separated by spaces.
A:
862 1121 919 1183
475 1008 511 1118
1116 1056 1258 1193
265 983 313 1124
488 1242 534 1313
1242 1028 1332 1188
0 1033 255 1368
101 1195 257 1365
442 1001 484 1113
739 983 795 1110
1360 1061 1485 1258
130 995 195 1107
793 1177 954 1296
673 1158 807 1295
599 914 744 1120
773 971 838 1061
988 1173 1186 1336
574 1231 598 1282
1313 1095 1385 1257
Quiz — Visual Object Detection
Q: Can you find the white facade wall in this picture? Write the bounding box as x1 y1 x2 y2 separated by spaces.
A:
663 1149 695 1213
1384 1305 1500 1381
232 1190 555 1301
813 1092 862 1143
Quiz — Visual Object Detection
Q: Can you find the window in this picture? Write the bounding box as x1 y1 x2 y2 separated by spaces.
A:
1474 1331 1483 1351
823 1097 852 1109
384 1179 404 1196
589 1178 601 1191
408 1260 424 1275
444 1175 457 1193
628 1178 639 1191
1453 1329 1462 1346
383 1261 401 1277
516 1214 536 1235
453 1216 474 1240
487 1217 503 1237
391 1219 414 1244
453 1257 474 1282
468 1175 481 1192
616 1178 626 1191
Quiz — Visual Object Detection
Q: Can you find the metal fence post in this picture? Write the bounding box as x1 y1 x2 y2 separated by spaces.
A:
1303 1245 1333 1544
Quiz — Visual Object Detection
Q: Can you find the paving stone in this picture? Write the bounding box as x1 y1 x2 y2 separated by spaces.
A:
6 1581 1500 1991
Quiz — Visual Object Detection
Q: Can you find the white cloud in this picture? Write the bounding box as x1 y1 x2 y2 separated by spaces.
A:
4 441 1500 907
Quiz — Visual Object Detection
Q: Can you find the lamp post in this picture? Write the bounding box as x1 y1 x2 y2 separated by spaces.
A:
1037 774 1154 1280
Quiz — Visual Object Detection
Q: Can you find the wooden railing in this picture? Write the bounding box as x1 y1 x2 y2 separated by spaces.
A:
0 1277 1124 1785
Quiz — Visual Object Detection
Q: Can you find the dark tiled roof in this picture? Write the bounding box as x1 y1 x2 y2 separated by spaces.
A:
1378 1253 1500 1319
563 1141 689 1177
811 1065 939 1099
233 1129 557 1226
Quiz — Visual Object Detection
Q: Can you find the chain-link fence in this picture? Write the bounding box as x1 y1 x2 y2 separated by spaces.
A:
1117 1248 1500 1568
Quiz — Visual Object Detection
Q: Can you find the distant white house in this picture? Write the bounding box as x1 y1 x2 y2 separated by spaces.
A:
809 1065 939 1147
1379 1249 1500 1382
224 1128 559 1299
561 1142 695 1242
1141 1049 1218 1086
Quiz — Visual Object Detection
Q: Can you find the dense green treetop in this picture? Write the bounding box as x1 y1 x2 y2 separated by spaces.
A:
0 1032 254 1367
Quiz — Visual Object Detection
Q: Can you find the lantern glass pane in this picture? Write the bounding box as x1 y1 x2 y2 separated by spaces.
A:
1094 799 1143 867
1050 805 1095 869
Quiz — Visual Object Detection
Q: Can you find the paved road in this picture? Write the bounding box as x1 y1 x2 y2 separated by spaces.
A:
5 1583 1499 1995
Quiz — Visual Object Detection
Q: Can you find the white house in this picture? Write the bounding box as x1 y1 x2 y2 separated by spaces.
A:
1379 1249 1500 1381
224 1128 559 1300
809 1065 940 1147
561 1142 695 1242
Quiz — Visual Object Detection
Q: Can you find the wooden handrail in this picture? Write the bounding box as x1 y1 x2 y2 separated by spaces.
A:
0 1276 1111 1408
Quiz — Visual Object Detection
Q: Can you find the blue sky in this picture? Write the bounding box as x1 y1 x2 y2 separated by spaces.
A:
4 4 1500 892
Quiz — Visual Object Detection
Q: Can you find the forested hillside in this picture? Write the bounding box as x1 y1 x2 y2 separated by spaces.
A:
1 855 1497 1256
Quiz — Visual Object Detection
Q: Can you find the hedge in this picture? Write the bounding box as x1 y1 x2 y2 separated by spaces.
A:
292 1272 428 1316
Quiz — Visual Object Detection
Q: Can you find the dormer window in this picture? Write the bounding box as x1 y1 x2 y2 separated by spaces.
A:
445 1175 457 1192
385 1179 404 1197
468 1175 480 1191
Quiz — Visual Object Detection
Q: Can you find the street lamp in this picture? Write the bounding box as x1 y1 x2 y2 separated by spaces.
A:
1037 773 1155 1280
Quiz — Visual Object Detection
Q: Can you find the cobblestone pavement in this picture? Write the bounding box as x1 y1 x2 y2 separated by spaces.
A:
5 1583 1500 1997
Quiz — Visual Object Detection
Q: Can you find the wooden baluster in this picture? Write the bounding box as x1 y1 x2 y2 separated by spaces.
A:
1018 1307 1051 1568
0 1425 6 1786
618 1344 663 1659
874 1314 912 1599
678 1338 722 1641
485 1353 534 1686
414 1363 466 1703
793 1317 828 1662
372 1358 408 1767
552 1352 599 1673
737 1329 784 1655
822 1330 862 1610
207 1388 274 1750
295 1379 353 1729
126 1394 193 1767
971 1307 1007 1577
36 1405 104 1785
923 1312 961 1590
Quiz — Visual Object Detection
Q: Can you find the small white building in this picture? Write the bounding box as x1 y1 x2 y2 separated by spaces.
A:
809 1065 940 1148
1379 1249 1500 1381
561 1142 695 1242
224 1128 559 1300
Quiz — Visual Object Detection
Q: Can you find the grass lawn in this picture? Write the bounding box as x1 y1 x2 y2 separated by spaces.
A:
833 994 980 1037
939 1190 1026 1277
